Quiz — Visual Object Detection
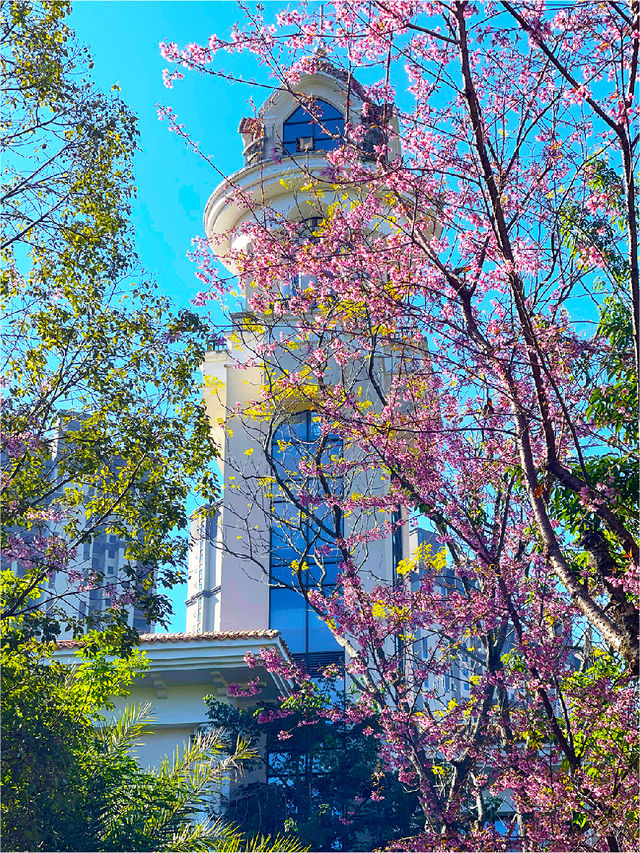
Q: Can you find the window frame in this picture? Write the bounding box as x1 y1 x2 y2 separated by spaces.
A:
282 99 344 156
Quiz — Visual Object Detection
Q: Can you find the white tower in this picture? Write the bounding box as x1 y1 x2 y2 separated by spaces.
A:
191 60 410 673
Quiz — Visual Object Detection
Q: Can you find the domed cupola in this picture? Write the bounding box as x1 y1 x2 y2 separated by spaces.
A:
237 55 395 167
204 58 399 272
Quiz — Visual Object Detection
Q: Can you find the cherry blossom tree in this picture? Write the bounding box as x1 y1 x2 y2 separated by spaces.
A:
161 2 638 849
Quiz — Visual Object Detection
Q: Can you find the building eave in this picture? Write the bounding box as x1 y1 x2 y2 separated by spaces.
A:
54 631 295 700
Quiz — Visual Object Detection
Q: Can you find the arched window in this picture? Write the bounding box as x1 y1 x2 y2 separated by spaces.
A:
282 99 344 155
269 412 343 663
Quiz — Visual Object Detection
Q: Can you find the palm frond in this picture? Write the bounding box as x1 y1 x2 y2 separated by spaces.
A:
137 729 258 839
92 711 273 852
165 814 310 853
163 816 241 852
151 730 257 807
97 701 155 755
212 831 311 852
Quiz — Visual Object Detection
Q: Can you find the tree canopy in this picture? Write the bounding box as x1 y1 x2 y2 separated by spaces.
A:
162 2 639 849
1 0 218 641
0 613 307 852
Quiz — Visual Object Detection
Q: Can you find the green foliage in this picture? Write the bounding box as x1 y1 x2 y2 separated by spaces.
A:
1 0 219 636
1 0 137 259
552 156 638 600
586 296 638 446
0 615 146 850
551 292 637 595
206 697 421 851
559 158 628 286
558 653 639 834
91 710 259 853
1 619 307 852
558 157 636 445
551 453 637 540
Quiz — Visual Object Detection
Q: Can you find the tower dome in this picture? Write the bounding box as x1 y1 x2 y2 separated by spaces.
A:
203 60 400 284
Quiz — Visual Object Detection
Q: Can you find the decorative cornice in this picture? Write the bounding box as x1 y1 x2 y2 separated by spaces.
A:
54 630 295 704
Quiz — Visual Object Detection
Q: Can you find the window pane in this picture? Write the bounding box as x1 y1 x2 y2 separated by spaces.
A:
271 501 304 553
283 100 344 154
284 101 342 127
307 513 341 585
270 588 306 653
272 431 304 480
321 117 344 134
307 561 340 588
270 553 302 585
308 558 341 588
308 611 340 652
315 138 340 151
318 101 342 120
283 124 314 144
283 105 313 124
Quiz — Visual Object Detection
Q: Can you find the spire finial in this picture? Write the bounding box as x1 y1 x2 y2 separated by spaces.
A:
312 4 328 57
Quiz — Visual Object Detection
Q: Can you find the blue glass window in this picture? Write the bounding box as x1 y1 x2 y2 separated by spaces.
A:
282 99 344 155
269 411 343 659
308 612 338 652
392 508 403 578
270 412 342 587
270 588 307 653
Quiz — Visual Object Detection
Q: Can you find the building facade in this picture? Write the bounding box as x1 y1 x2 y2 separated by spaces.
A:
187 59 413 679
55 629 294 767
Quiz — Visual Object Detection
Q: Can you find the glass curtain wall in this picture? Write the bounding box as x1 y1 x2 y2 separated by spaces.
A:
267 411 348 832
269 410 344 674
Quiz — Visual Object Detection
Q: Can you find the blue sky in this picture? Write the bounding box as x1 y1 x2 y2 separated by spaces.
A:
69 1 292 630
70 1 266 317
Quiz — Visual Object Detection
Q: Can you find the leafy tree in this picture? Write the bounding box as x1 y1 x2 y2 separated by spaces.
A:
1 0 135 257
1 613 307 852
1 0 218 638
163 2 639 849
1 612 144 851
206 696 421 851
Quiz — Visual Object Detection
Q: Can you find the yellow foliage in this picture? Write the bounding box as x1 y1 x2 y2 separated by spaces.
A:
431 547 447 571
395 557 416 576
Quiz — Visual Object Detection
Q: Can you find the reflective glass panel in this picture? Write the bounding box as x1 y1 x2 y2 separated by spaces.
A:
270 588 306 653
308 611 340 652
270 412 344 654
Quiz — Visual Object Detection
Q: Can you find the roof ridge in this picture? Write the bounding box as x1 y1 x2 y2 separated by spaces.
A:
57 628 284 649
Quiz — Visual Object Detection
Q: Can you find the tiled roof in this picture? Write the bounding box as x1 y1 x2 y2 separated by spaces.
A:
140 629 282 644
57 629 284 650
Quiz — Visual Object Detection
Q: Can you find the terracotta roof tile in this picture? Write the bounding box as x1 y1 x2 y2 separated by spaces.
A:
139 629 281 644
57 629 286 651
